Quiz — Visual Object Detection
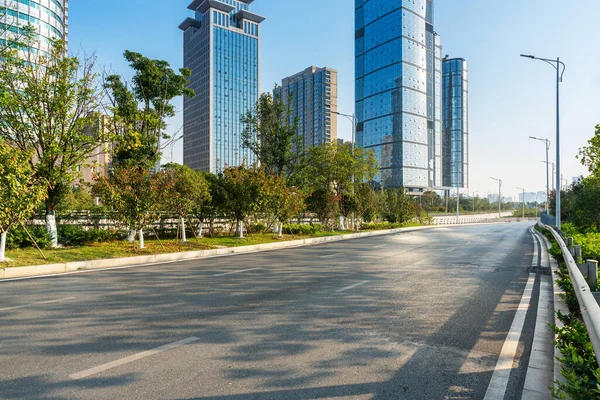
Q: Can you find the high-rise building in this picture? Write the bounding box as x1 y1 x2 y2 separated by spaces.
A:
442 57 469 189
275 66 338 150
355 0 443 191
1 0 69 56
179 0 264 173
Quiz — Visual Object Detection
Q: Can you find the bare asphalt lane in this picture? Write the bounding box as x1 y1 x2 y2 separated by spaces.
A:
0 222 542 400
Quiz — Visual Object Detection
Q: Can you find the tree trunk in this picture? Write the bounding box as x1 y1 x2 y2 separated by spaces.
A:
0 231 7 261
338 216 346 231
198 221 204 237
238 220 244 239
45 212 58 248
127 229 136 242
273 222 279 234
278 222 283 238
139 229 145 249
180 217 187 242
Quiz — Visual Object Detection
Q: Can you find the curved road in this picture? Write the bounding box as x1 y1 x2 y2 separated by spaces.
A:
0 222 546 399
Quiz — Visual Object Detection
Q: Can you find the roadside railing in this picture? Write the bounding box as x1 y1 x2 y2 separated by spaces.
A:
545 224 600 366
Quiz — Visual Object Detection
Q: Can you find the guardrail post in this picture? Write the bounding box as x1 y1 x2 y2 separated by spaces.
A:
567 237 574 247
588 260 599 292
574 246 583 263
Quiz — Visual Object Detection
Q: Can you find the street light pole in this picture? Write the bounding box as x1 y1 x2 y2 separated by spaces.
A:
529 136 550 213
521 54 566 229
490 177 502 218
333 111 358 230
516 187 525 218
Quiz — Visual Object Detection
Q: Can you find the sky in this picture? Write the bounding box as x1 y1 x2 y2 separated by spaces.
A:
68 0 600 200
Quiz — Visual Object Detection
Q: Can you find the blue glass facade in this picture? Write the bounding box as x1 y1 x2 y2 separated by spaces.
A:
180 0 264 173
1 0 69 57
355 0 442 190
442 57 469 189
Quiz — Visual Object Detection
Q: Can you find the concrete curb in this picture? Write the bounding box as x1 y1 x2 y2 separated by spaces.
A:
0 225 443 280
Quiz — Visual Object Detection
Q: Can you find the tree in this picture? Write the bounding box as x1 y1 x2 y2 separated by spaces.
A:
381 189 417 224
0 40 103 247
565 177 600 233
194 172 229 237
0 142 47 261
267 176 306 237
578 125 600 177
241 89 300 178
356 183 380 223
160 164 210 242
222 166 269 238
422 191 443 212
104 51 194 170
93 167 165 249
297 142 379 229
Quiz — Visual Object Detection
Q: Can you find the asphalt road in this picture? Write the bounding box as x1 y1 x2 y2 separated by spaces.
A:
0 222 542 400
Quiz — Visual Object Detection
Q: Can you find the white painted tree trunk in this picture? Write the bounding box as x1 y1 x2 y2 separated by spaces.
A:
338 216 346 231
238 220 244 239
127 229 136 242
45 213 58 248
139 229 145 249
198 221 204 237
272 223 279 234
180 218 187 242
278 223 283 238
0 231 7 261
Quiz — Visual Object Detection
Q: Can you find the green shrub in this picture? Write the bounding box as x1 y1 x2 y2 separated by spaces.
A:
552 312 600 399
282 223 323 236
248 222 268 234
57 225 119 246
6 226 51 249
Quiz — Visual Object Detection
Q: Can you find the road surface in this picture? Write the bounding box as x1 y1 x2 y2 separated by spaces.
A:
0 222 545 399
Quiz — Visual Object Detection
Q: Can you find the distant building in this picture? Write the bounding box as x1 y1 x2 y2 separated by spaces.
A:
76 114 113 185
519 192 541 204
355 0 443 190
488 194 499 203
275 66 338 150
179 0 265 173
442 57 469 189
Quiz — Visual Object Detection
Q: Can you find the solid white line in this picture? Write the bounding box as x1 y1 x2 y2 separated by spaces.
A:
212 267 261 277
532 231 539 268
374 244 386 249
320 253 344 258
0 297 76 312
336 281 370 293
483 273 536 400
70 336 199 380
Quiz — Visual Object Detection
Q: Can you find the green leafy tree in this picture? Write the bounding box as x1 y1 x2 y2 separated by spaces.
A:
241 89 300 178
104 51 195 169
160 164 211 242
0 142 47 261
0 40 102 247
381 189 417 224
93 167 165 249
566 177 600 233
421 191 444 212
194 172 229 237
356 183 380 223
222 166 269 238
266 175 306 237
578 124 600 177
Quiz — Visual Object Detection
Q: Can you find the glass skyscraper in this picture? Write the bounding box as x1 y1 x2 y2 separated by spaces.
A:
355 0 442 191
442 57 469 189
275 66 338 150
1 0 69 56
180 0 264 173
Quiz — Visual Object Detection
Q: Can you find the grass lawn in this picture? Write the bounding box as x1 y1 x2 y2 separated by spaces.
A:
1 231 364 268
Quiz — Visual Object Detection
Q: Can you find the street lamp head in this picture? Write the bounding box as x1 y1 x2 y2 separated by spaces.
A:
520 54 535 59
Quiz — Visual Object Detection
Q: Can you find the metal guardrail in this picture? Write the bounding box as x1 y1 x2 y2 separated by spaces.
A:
545 224 600 366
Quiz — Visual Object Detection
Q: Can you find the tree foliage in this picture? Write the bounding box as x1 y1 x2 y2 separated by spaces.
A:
0 142 47 234
578 124 600 177
160 163 211 220
0 39 102 246
241 89 299 178
104 51 194 169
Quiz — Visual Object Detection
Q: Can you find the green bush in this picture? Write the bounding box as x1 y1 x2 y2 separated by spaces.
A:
57 225 119 246
552 312 600 399
283 223 323 236
248 222 268 234
6 226 51 249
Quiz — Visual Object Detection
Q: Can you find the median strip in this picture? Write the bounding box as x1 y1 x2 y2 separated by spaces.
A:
69 336 199 380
